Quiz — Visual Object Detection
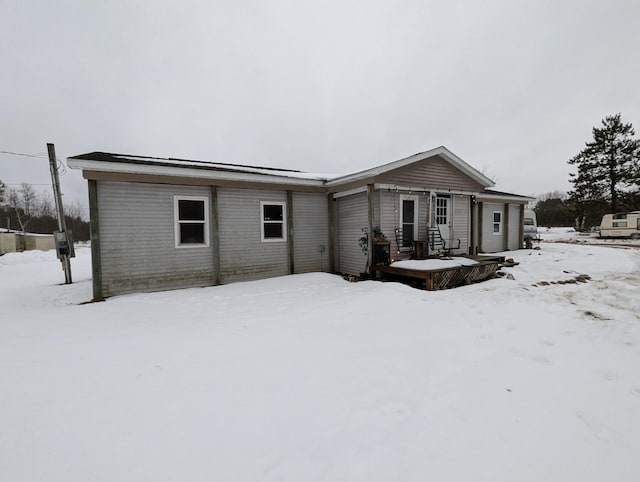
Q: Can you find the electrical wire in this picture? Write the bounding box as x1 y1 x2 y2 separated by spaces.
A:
1 150 67 174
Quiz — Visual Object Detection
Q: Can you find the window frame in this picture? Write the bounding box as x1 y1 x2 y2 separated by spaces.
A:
174 195 210 249
492 210 502 235
260 201 287 243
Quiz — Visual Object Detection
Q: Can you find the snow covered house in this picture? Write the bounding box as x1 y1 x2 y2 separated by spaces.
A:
68 146 533 300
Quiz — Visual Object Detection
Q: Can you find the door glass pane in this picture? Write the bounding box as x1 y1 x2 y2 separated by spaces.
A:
402 225 413 246
436 198 447 225
402 200 414 222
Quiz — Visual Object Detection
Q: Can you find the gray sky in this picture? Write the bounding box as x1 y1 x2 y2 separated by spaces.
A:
2 0 639 214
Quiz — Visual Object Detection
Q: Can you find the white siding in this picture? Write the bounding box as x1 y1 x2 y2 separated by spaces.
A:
218 188 288 283
97 181 215 297
335 192 368 275
292 192 330 273
481 202 505 253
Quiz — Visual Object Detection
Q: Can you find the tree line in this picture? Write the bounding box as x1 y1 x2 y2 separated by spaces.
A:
0 181 89 241
534 113 640 230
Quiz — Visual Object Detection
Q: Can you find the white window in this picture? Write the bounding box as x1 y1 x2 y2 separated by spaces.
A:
435 196 448 226
492 211 502 235
260 201 287 242
174 196 210 248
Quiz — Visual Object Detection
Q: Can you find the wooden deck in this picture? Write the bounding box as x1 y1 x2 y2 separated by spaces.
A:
371 255 503 290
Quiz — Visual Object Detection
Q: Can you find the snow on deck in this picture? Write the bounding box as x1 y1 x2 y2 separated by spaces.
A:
391 256 478 270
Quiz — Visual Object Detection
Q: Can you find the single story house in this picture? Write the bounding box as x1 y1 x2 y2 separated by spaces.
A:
67 146 533 300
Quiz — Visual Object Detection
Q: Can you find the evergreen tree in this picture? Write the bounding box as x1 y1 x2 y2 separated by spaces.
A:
568 113 640 214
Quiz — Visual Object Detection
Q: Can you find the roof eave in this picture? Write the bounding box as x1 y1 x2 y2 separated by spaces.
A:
475 193 535 203
67 158 327 188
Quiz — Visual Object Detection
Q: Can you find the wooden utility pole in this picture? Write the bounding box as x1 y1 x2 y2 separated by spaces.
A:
47 143 72 284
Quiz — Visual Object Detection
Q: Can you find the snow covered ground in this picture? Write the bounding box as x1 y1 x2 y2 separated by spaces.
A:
1 234 640 481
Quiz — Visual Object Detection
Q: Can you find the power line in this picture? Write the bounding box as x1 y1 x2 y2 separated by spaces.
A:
0 150 48 158
1 149 67 173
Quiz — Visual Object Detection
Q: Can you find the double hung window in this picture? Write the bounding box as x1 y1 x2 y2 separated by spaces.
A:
492 211 502 235
174 196 209 247
260 202 287 242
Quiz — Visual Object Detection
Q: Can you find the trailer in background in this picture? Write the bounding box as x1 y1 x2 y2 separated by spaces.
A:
599 212 640 239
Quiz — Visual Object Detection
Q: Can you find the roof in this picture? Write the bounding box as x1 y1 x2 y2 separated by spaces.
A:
67 146 497 191
327 146 495 188
67 151 330 187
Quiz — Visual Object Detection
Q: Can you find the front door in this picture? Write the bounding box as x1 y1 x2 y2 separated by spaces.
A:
435 195 451 241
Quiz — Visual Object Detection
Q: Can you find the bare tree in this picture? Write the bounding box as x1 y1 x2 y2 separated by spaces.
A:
7 183 39 233
64 200 85 220
39 190 56 218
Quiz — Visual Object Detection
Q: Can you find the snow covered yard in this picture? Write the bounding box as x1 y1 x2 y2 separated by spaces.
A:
1 242 640 481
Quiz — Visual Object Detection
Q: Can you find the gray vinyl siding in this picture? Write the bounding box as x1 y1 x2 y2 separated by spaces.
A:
451 195 470 254
379 189 398 252
481 202 505 253
292 192 330 273
334 192 368 275
218 188 288 284
97 181 215 297
508 204 521 250
377 155 485 192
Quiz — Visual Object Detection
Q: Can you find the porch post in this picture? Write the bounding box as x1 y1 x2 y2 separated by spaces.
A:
327 193 335 273
503 203 510 251
367 184 374 273
470 196 476 255
519 204 525 249
477 202 484 253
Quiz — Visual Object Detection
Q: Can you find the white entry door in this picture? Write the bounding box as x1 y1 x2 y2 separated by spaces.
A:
435 195 451 241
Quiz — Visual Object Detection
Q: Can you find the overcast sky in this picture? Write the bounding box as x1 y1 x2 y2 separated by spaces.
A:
2 0 639 214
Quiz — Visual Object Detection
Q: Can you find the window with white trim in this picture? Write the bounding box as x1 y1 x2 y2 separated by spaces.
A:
260 201 287 242
492 211 502 235
174 196 209 248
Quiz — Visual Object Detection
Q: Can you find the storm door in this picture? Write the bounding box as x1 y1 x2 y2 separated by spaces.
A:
400 195 418 249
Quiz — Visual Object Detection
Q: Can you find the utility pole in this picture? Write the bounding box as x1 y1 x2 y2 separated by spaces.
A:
47 143 73 284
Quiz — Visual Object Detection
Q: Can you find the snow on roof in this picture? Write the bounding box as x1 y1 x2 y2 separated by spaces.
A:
67 152 336 182
67 147 499 191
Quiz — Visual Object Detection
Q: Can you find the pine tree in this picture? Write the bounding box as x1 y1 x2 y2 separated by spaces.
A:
568 113 640 214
